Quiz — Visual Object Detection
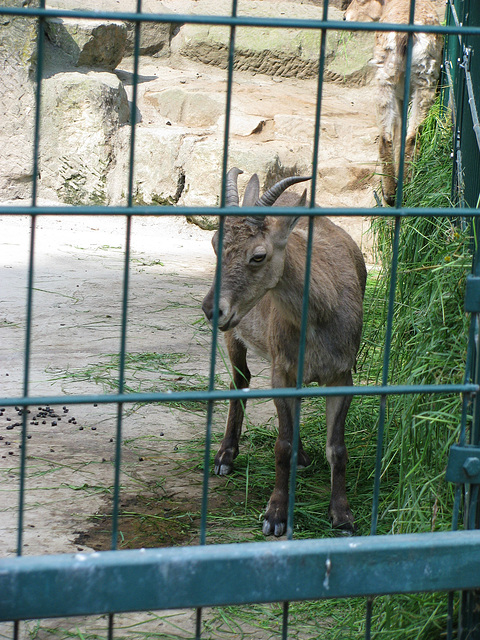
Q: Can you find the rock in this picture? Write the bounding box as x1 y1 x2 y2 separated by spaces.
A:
0 0 39 199
217 114 267 137
179 136 311 205
170 0 374 82
180 138 312 230
45 18 127 70
172 22 323 79
274 115 316 141
39 72 130 204
144 88 224 127
0 0 38 75
109 126 187 206
125 21 175 57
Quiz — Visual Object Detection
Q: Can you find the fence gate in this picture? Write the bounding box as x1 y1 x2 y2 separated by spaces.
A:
1 0 480 638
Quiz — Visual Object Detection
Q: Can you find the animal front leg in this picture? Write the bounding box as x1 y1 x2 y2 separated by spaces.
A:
326 371 355 532
262 394 296 537
214 333 250 476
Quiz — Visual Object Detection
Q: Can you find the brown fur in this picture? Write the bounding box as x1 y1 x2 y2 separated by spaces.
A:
202 173 366 536
345 0 443 205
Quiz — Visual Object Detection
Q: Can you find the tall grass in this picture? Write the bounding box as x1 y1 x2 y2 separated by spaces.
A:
362 102 471 536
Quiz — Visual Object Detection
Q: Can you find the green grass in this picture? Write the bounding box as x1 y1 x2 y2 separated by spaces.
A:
49 351 227 413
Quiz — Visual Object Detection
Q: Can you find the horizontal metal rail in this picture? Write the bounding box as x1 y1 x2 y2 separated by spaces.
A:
0 205 478 217
1 531 480 621
0 5 479 38
0 383 478 409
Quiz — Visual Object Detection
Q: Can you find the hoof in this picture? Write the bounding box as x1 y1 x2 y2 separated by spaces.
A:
214 462 233 476
329 502 356 533
262 518 286 537
333 520 357 536
263 496 288 537
330 513 356 534
213 447 237 476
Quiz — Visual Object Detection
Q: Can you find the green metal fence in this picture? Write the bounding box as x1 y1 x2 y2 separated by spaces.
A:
1 0 480 638
446 0 480 209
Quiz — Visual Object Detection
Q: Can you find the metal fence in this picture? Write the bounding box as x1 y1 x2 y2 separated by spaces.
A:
446 0 480 209
1 0 480 638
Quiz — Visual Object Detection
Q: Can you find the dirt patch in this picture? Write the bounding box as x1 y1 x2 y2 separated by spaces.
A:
73 490 201 550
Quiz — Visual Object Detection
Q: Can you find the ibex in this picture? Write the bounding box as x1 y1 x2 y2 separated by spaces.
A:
344 0 443 205
202 168 367 536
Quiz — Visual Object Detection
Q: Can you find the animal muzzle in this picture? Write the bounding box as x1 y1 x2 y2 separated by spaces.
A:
202 290 237 331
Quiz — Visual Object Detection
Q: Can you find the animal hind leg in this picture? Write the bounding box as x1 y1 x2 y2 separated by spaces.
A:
214 332 250 476
326 370 355 531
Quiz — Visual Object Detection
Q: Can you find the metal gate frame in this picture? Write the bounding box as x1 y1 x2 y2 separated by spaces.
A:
1 0 480 638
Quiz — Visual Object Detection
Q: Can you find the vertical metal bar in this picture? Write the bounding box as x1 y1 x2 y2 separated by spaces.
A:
108 4 142 640
283 2 329 635
286 214 315 539
14 3 46 639
18 0 46 541
309 0 329 207
364 217 402 640
196 3 238 637
366 1 417 634
110 0 142 554
372 217 401 528
17 0 46 557
393 0 415 207
285 0 329 544
198 0 238 548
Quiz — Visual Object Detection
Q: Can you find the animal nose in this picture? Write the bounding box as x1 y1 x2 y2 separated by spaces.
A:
202 299 214 322
202 302 226 322
202 290 225 323
202 290 230 326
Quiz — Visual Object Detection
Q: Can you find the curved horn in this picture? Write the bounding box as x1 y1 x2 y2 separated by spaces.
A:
255 175 312 207
225 167 244 207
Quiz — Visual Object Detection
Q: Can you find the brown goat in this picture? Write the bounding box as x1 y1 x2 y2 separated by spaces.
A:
202 169 367 536
344 0 443 205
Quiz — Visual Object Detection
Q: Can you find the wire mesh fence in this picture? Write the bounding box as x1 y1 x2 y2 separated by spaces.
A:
1 0 480 638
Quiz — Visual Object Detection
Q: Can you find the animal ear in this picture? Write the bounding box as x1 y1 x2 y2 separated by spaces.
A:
242 173 260 207
272 188 308 240
298 188 308 208
285 189 308 231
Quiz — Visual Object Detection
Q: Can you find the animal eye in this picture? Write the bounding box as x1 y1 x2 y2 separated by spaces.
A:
250 253 266 264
